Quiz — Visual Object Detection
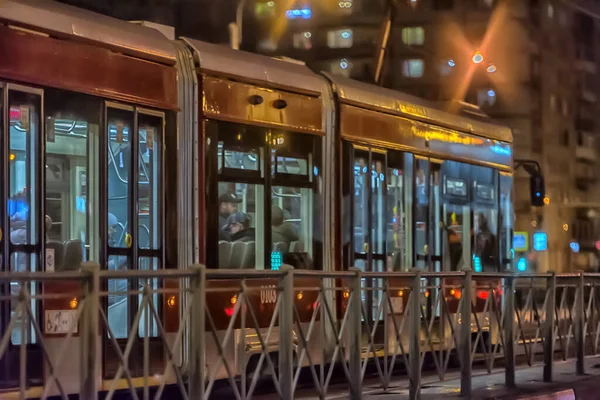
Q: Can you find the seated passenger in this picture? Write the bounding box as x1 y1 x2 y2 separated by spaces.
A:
272 205 299 245
218 192 242 231
224 212 255 242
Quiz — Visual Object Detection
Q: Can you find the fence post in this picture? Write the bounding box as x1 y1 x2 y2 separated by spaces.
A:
188 265 206 399
409 268 421 400
460 268 472 398
576 271 585 375
279 265 294 399
348 267 362 399
543 272 556 383
80 262 100 400
504 273 515 388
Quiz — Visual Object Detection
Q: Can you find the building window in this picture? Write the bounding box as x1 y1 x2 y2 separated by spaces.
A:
480 0 494 8
338 0 353 13
327 29 353 48
549 94 556 111
293 31 313 50
476 88 496 107
547 3 554 18
433 0 453 10
257 38 277 52
401 27 425 46
561 99 568 116
255 1 276 18
402 59 424 78
561 130 569 147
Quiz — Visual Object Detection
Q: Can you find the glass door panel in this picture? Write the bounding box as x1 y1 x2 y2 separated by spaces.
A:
1 85 43 387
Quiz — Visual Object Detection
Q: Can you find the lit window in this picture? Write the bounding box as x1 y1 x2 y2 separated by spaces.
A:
561 99 568 116
330 58 352 78
286 7 312 19
547 4 554 18
293 32 312 50
549 95 556 111
338 0 353 12
402 59 424 78
258 39 277 51
327 29 353 48
401 27 424 46
476 88 496 107
255 1 276 18
480 0 494 7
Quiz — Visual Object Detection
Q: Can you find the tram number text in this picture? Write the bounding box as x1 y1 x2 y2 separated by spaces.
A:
260 285 277 304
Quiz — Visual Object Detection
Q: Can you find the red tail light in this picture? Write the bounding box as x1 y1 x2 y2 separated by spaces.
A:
224 307 234 317
477 290 489 300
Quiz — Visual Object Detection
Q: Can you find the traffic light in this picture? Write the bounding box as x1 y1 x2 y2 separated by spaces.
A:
530 174 545 207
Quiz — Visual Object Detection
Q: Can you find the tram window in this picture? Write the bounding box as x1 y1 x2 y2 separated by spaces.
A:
10 253 37 344
499 174 513 267
138 257 159 337
471 166 498 272
272 186 313 268
107 254 128 339
218 143 260 173
9 91 41 247
354 156 368 255
275 155 309 176
44 90 101 266
137 113 162 250
107 108 134 249
440 160 471 271
218 182 264 269
414 159 429 269
386 166 404 271
371 158 386 258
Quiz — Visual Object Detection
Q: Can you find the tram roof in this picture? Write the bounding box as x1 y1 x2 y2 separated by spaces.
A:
325 73 513 143
182 38 324 97
0 0 177 65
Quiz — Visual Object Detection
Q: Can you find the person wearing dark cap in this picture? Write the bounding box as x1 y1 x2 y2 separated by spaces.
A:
218 192 242 231
224 212 255 242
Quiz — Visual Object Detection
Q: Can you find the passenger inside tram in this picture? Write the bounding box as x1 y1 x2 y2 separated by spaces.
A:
223 212 255 242
218 192 242 232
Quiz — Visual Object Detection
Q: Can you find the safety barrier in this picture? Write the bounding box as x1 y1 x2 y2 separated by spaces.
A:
2 265 600 399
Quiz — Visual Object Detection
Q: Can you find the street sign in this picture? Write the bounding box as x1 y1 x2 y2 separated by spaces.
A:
533 232 548 252
513 232 529 252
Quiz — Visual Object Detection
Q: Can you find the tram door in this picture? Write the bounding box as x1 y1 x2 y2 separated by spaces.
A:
351 146 389 329
103 103 165 377
0 84 44 387
413 158 443 318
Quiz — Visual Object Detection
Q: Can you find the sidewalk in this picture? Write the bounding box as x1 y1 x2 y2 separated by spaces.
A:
284 356 600 399
357 356 600 399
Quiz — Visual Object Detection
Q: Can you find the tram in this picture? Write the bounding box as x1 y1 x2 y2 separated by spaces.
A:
0 0 514 396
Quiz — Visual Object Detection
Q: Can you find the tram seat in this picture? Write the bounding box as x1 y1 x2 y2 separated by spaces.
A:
46 240 64 271
219 241 231 268
230 241 246 269
273 242 289 253
241 241 255 269
62 240 83 271
290 241 304 253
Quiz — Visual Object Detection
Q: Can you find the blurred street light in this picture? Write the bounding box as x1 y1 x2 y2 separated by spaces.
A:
472 51 484 64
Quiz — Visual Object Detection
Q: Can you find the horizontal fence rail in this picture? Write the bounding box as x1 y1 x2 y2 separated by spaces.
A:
2 265 600 399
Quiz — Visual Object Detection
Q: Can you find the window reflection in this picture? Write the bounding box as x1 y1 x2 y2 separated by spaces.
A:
354 156 368 257
387 167 404 271
107 109 133 249
272 186 313 269
138 114 162 250
414 159 428 269
218 182 263 269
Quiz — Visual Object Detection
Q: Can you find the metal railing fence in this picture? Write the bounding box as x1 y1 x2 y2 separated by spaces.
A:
2 264 600 400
